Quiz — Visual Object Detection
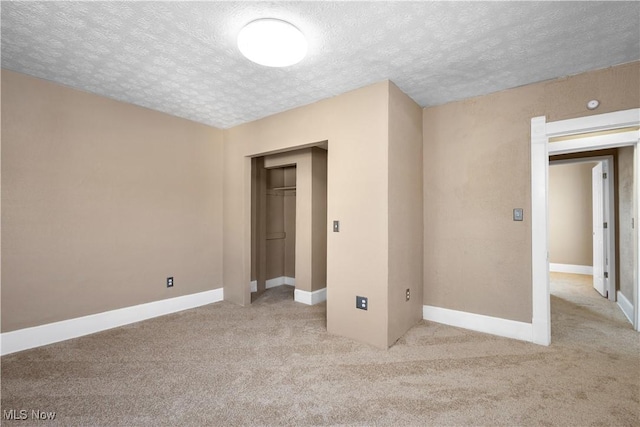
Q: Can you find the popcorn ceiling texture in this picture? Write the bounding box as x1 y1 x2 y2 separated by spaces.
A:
2 1 638 129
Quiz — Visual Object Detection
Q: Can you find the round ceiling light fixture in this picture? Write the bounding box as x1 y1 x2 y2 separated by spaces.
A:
237 18 307 67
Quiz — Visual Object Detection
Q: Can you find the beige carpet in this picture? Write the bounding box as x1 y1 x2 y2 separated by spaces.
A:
1 273 638 426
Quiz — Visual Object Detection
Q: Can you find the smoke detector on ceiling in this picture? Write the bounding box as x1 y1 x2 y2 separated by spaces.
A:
587 99 600 110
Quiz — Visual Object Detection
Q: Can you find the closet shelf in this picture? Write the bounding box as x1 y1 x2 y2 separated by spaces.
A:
271 186 296 191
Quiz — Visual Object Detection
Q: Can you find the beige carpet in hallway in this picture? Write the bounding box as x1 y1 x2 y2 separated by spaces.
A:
1 273 638 426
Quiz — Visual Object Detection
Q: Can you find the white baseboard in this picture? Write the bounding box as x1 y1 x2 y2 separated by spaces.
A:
265 276 295 289
265 277 282 289
550 263 593 275
1 288 224 356
251 277 295 293
617 291 634 324
295 287 327 305
423 305 533 343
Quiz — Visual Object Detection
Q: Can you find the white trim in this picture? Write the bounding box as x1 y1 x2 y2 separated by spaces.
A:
422 305 533 343
0 288 224 356
531 115 551 345
548 129 639 155
265 276 295 289
635 144 640 330
294 287 327 305
617 291 634 325
549 263 593 275
545 109 640 137
265 277 284 288
250 277 295 293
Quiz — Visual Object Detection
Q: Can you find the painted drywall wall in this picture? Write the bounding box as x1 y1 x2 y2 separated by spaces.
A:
1 70 223 332
266 189 286 280
387 82 424 346
310 148 328 292
549 162 596 267
618 146 634 301
423 61 640 322
260 166 296 281
223 81 390 348
250 157 266 291
284 188 296 279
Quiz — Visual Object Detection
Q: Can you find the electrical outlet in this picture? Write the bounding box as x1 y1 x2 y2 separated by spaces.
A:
406 288 410 301
356 296 368 310
167 277 174 288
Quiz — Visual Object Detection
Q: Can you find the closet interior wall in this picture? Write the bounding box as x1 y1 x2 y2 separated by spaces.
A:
266 167 297 283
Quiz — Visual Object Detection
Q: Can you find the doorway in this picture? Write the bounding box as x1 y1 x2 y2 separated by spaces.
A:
549 156 615 300
250 146 328 305
250 162 297 300
531 109 640 345
548 155 634 334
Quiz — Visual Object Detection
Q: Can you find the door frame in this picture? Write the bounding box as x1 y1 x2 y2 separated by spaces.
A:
531 108 640 345
549 156 615 300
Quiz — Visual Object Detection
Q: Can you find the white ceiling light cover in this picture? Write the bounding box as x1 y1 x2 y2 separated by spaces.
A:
237 18 307 67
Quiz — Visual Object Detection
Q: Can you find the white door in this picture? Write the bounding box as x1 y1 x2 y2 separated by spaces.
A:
592 162 607 297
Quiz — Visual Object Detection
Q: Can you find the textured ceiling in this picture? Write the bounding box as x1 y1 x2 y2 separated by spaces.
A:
2 1 639 129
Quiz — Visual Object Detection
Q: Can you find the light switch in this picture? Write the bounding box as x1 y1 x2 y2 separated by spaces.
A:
333 220 340 232
513 208 524 221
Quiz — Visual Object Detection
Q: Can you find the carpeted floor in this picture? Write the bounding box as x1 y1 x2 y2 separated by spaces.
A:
1 273 638 426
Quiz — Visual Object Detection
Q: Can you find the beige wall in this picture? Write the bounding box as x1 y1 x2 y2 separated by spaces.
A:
387 82 424 345
250 157 266 288
549 162 596 266
264 166 297 280
423 61 640 322
311 148 328 292
283 166 297 279
265 188 286 280
618 146 634 301
224 81 391 348
1 70 223 332
284 188 296 278
225 81 423 348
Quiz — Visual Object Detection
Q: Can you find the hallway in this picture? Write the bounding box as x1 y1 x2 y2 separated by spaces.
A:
550 272 634 344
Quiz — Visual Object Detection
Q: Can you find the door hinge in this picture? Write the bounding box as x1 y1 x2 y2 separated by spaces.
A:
603 222 608 229
604 272 609 279
603 172 607 179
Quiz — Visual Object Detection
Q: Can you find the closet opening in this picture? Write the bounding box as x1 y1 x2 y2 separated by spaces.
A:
250 146 327 305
